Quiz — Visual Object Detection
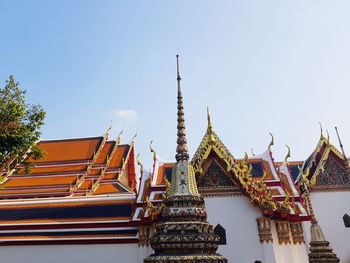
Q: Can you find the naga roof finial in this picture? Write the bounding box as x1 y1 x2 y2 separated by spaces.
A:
104 122 112 139
251 148 255 156
136 153 143 176
319 122 324 138
284 144 291 165
268 132 274 153
175 55 189 162
150 140 157 162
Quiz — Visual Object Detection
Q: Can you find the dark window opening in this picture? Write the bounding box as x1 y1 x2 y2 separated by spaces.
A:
214 224 226 245
343 213 350 228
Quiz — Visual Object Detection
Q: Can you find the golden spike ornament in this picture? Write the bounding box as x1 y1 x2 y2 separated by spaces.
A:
319 122 324 138
206 107 215 142
268 132 274 152
251 148 255 156
298 165 315 189
284 145 291 165
207 107 213 131
149 140 157 162
132 132 137 144
116 129 123 144
238 158 277 214
244 151 249 162
105 123 112 139
326 129 330 144
136 153 143 176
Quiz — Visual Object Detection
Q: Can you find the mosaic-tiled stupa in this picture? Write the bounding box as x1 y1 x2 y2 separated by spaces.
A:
144 56 228 263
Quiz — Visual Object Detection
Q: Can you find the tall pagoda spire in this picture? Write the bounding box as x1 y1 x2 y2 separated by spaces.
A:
175 55 189 161
144 56 227 263
170 56 199 196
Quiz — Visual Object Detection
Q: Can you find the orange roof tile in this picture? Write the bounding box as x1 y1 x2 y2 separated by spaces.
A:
4 175 76 188
34 137 102 163
94 184 124 195
95 141 115 165
109 145 129 168
0 136 136 199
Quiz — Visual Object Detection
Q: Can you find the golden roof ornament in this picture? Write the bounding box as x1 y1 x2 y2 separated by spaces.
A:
207 107 216 143
319 122 324 139
104 123 112 139
284 145 291 165
149 140 157 162
268 132 274 152
326 129 330 144
136 153 143 177
251 148 255 156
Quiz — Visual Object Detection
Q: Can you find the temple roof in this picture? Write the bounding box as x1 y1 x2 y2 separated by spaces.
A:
0 131 138 245
0 195 138 244
297 135 350 191
0 132 137 199
136 118 310 222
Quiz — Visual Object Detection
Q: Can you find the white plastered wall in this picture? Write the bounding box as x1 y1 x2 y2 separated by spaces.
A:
204 195 272 263
270 221 308 263
303 191 350 263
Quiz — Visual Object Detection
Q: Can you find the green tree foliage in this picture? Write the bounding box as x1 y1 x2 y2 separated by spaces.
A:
0 75 46 175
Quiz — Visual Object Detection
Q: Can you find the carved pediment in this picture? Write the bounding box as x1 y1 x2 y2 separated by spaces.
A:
197 160 235 189
314 154 350 190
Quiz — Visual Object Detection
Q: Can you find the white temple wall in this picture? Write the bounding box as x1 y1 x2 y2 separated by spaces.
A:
0 243 140 263
290 243 308 263
304 191 350 263
204 195 269 263
270 221 308 263
271 221 292 263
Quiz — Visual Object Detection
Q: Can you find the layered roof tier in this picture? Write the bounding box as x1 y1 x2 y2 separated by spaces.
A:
0 131 137 199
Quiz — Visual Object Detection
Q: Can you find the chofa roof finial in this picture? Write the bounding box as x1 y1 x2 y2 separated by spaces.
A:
268 132 274 152
207 107 212 131
319 122 324 138
284 144 291 165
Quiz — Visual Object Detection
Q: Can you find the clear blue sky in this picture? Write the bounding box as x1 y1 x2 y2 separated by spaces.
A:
1 1 350 167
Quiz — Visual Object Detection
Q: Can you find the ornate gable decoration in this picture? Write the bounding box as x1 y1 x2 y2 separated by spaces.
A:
317 153 350 188
191 109 236 177
301 135 350 191
197 159 235 188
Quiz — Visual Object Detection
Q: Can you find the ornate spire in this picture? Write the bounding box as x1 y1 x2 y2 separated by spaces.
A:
175 55 189 162
144 56 227 263
207 107 215 143
207 107 212 131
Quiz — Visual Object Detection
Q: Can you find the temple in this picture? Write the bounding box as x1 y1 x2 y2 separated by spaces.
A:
0 58 349 263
